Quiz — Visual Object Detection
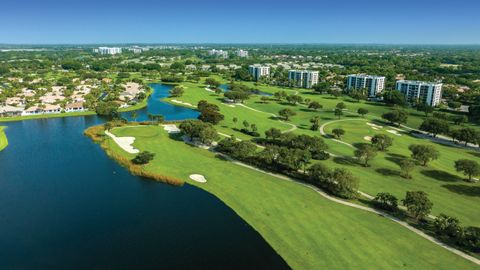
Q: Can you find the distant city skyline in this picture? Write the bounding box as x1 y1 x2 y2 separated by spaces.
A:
1 0 479 44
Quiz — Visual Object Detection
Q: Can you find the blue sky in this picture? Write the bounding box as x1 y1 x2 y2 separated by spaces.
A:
1 0 479 44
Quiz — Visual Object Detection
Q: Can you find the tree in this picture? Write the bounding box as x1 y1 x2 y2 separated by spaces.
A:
131 151 155 165
454 159 480 182
265 128 282 141
130 111 138 121
434 214 462 238
224 91 250 103
399 159 416 179
456 127 479 146
382 109 408 126
286 94 303 105
402 191 433 220
448 101 462 111
149 114 164 124
452 115 468 125
232 117 238 126
371 134 393 151
278 108 296 121
373 192 398 212
205 78 220 88
469 105 480 120
310 116 320 131
260 96 269 103
382 90 407 106
179 120 219 145
334 108 343 119
95 101 119 118
308 163 332 187
357 108 369 117
242 120 249 130
417 103 434 117
197 100 224 125
215 88 223 95
308 101 322 111
354 145 377 167
331 168 359 199
231 141 257 160
419 118 449 137
336 102 346 110
409 144 439 166
332 128 345 139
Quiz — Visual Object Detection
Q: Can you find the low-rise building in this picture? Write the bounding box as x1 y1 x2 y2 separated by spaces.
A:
395 80 443 106
236 49 248 57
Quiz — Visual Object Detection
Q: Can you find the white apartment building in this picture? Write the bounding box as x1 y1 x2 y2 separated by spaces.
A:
346 74 385 98
96 47 122 55
288 70 319 88
208 49 228 58
249 64 270 80
236 49 248 57
395 80 443 106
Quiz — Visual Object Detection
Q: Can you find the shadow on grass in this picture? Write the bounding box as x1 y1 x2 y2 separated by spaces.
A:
421 169 463 182
470 151 480 158
385 153 407 166
376 168 401 177
352 142 370 149
333 157 358 166
442 184 480 197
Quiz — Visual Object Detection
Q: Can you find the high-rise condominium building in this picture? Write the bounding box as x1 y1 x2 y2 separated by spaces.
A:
288 70 319 88
249 64 270 80
395 80 443 106
346 74 385 97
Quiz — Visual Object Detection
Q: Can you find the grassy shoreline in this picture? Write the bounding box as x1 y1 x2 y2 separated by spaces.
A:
87 124 478 269
0 126 8 151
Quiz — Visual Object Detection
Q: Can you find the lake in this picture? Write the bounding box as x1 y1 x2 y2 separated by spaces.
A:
0 84 289 269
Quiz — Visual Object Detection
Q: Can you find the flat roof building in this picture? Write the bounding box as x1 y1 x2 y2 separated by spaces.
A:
236 49 248 57
96 47 122 55
396 80 442 106
346 74 385 98
288 70 319 88
208 49 228 58
249 64 270 80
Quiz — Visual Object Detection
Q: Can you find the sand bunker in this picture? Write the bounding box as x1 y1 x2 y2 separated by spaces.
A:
171 99 194 107
367 122 383 129
387 130 402 136
162 124 180 134
189 174 207 183
204 87 215 92
364 136 372 141
105 130 139 154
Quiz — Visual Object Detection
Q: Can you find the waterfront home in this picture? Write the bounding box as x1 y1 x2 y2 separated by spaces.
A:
65 102 85 112
22 106 42 116
43 104 62 114
5 97 25 106
0 105 24 117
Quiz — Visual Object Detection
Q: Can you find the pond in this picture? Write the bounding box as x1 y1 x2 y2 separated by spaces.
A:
0 84 289 269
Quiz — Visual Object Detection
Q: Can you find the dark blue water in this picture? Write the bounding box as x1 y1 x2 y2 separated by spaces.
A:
0 84 289 270
220 84 273 97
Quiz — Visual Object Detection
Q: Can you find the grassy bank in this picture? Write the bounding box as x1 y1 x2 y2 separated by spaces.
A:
90 124 478 269
0 111 96 123
0 126 8 151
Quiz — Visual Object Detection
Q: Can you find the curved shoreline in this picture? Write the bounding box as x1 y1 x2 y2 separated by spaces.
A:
0 126 8 151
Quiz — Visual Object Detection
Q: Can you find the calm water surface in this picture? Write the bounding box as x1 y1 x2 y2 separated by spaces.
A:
0 84 289 269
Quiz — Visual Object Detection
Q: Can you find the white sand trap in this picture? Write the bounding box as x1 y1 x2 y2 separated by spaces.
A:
204 87 215 92
372 127 379 130
105 130 139 154
171 99 194 107
364 136 372 141
367 122 383 129
162 124 180 134
387 130 402 136
189 174 207 183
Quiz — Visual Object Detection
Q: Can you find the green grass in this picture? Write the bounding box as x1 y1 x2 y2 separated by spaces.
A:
322 119 480 226
166 80 480 226
101 125 478 270
0 126 8 151
0 111 96 123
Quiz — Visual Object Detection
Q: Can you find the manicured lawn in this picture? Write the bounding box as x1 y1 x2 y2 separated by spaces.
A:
164 80 480 226
322 119 480 226
0 126 7 151
102 125 478 270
